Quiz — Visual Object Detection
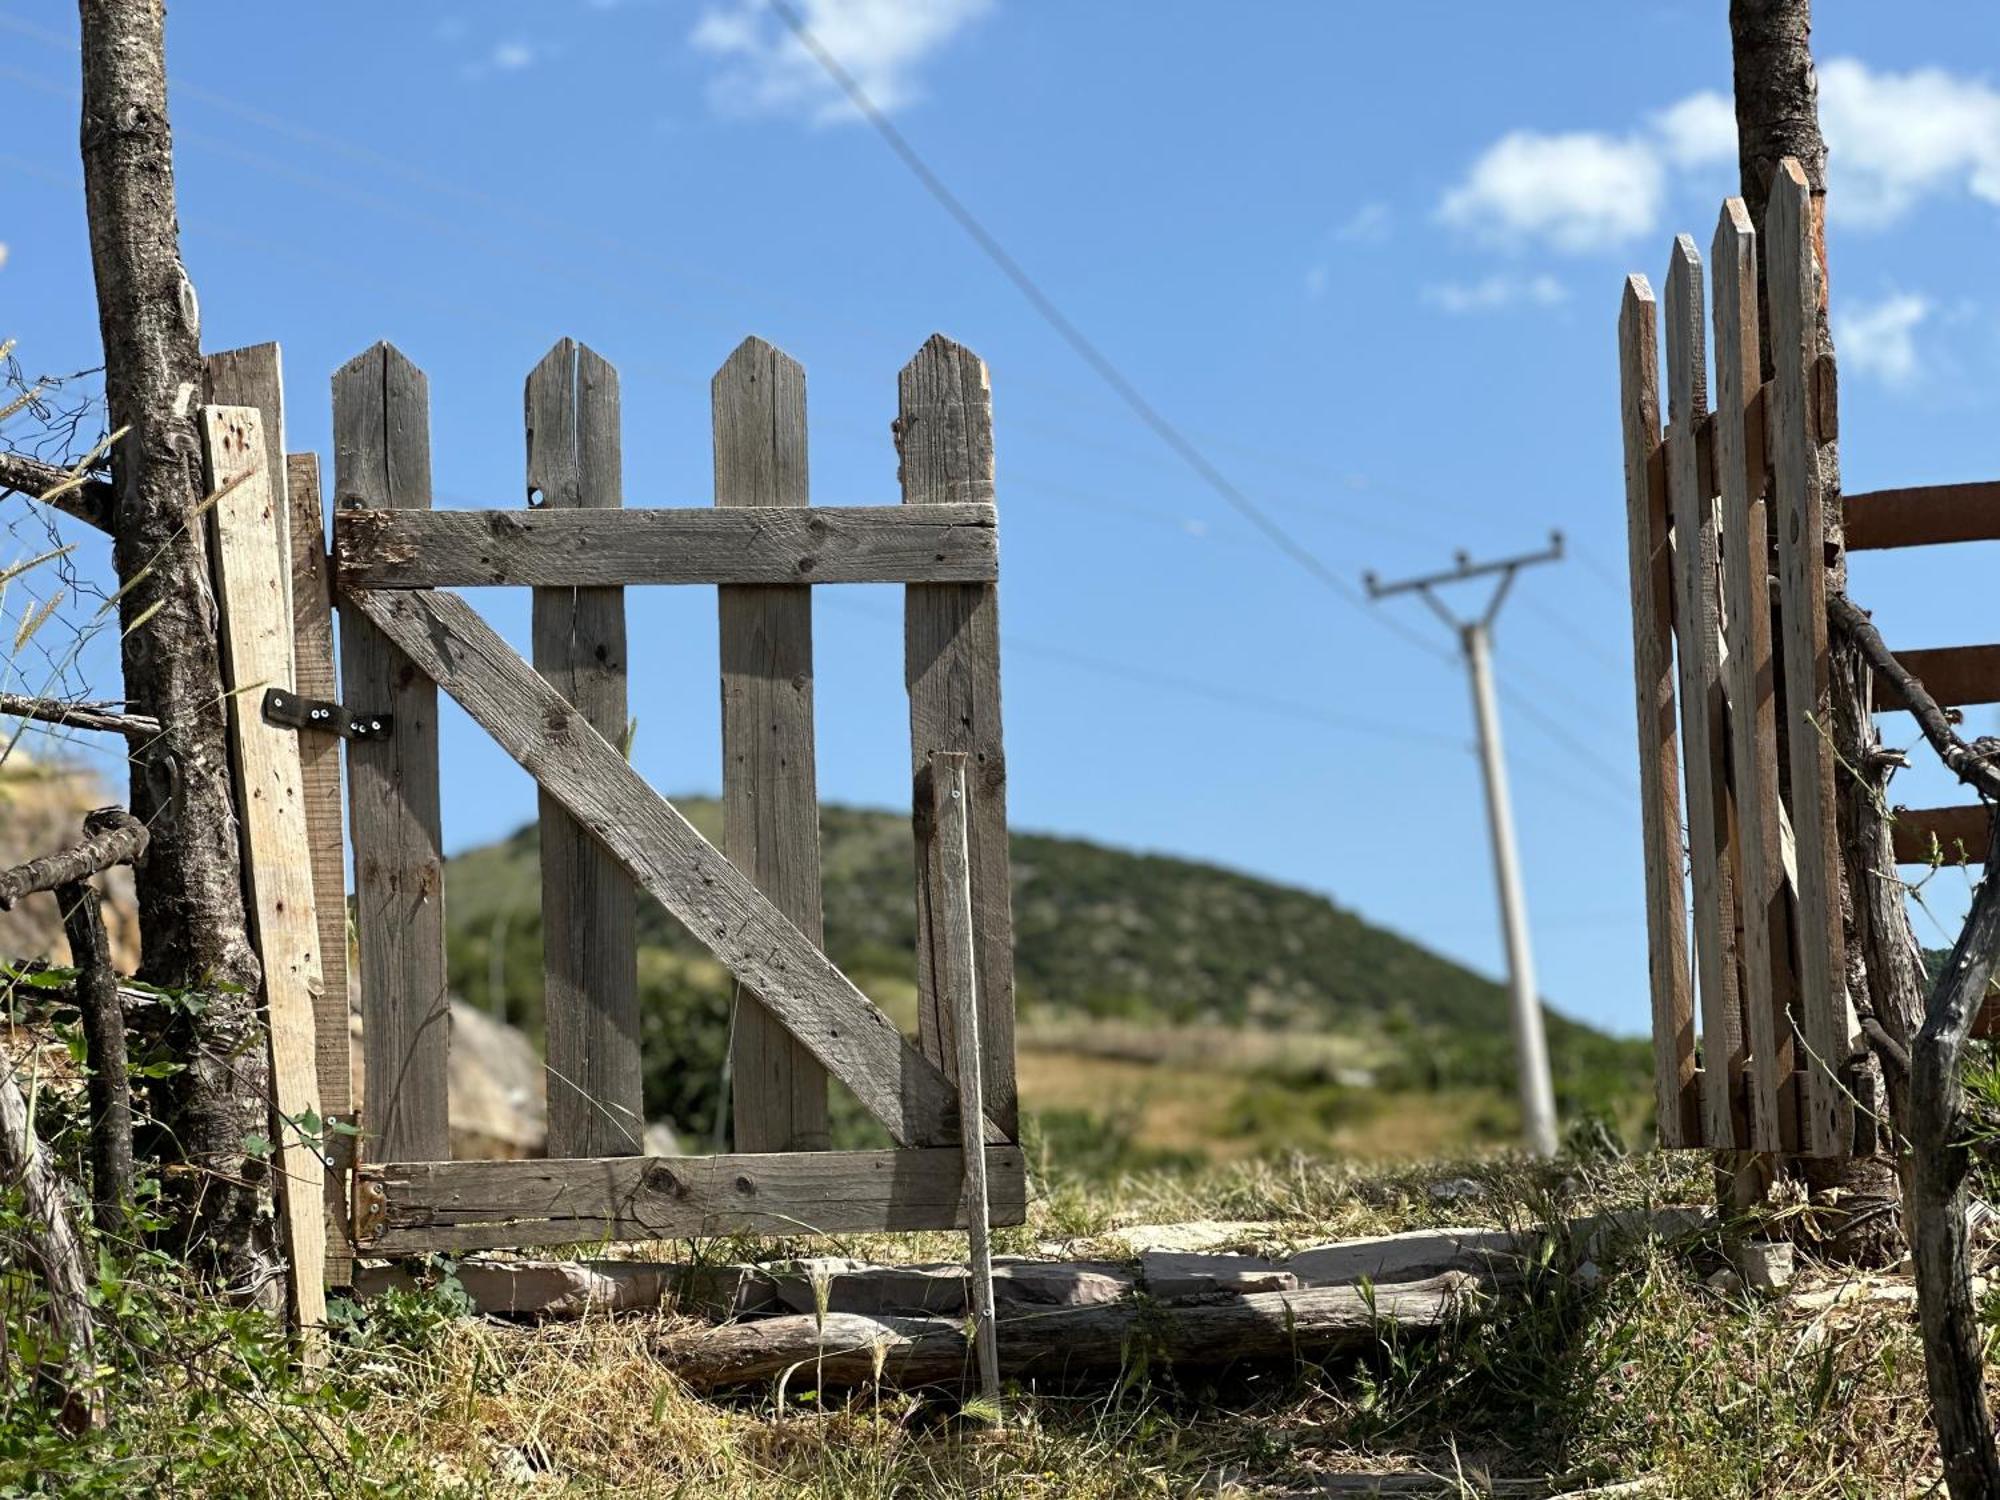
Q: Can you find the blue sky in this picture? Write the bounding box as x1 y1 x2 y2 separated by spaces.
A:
3 1 1999 1037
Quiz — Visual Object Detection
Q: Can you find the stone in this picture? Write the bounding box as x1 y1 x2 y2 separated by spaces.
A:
1140 1251 1298 1301
1426 1177 1485 1204
1704 1267 1744 1297
772 1260 966 1317
353 1258 776 1319
1284 1227 1526 1288
1570 1205 1712 1262
1734 1239 1795 1295
993 1258 1135 1309
1113 1220 1272 1254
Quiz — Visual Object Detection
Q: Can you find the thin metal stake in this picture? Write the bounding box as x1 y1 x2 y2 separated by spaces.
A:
932 750 1002 1408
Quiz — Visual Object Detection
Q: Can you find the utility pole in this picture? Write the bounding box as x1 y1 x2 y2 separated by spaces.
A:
1364 533 1565 1159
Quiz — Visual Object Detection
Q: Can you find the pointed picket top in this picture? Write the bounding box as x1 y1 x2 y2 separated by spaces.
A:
1663 235 1707 428
712 336 806 508
331 341 431 511
896 334 993 507
1764 158 1815 343
525 338 581 510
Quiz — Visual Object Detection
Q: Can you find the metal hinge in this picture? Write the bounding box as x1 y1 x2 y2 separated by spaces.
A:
261 687 392 741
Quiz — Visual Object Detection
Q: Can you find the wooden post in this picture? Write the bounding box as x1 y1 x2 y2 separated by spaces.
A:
334 343 450 1165
1766 162 1854 1157
931 750 1001 1407
1710 199 1800 1153
284 451 355 1286
1617 276 1699 1148
204 343 291 624
899 335 1018 1139
527 339 642 1158
205 405 327 1342
714 336 830 1152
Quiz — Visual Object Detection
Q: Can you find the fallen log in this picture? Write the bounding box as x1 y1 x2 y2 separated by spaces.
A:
664 1270 1489 1390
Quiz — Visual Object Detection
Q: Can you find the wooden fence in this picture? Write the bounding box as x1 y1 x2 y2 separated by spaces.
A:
202 332 1024 1281
1620 159 2000 1159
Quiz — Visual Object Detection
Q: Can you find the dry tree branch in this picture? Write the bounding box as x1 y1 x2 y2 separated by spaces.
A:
0 690 161 740
0 448 115 534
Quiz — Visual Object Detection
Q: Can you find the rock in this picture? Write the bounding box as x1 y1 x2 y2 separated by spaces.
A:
1570 1205 1712 1262
1140 1251 1297 1301
353 1258 777 1318
768 1257 1138 1317
1426 1177 1485 1204
994 1258 1135 1309
1575 1260 1602 1289
1704 1267 1744 1297
1734 1239 1794 1295
1284 1227 1526 1288
1114 1220 1271 1254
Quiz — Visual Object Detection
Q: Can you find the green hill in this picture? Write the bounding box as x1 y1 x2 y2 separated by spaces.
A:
443 799 1648 1145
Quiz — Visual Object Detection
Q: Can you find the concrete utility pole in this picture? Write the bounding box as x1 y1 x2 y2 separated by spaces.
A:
1365 534 1565 1159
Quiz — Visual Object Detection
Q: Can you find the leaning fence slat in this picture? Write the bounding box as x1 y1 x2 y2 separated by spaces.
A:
334 343 450 1164
527 340 642 1159
714 337 830 1152
204 344 291 624
331 504 1000 588
204 407 327 1340
1766 160 1853 1157
285 451 355 1286
1618 275 1699 1148
1664 239 1746 1149
1711 200 1797 1153
899 335 1019 1139
1873 645 2000 712
346 586 996 1151
1845 482 2000 551
1894 806 1992 867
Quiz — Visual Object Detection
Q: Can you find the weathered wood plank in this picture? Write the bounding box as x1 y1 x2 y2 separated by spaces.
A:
204 343 290 624
286 451 354 1287
714 337 829 1152
1711 200 1797 1153
346 587 993 1150
332 504 999 588
1873 645 2000 712
1664 238 1746 1149
1619 276 1700 1149
334 343 450 1164
527 340 642 1158
932 751 1001 1400
358 1146 1029 1252
205 407 326 1337
1767 161 1853 1156
1893 805 1992 867
1846 482 2000 551
900 335 1019 1139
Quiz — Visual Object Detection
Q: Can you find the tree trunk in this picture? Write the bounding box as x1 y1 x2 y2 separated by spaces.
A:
1730 0 1921 1263
77 0 274 1294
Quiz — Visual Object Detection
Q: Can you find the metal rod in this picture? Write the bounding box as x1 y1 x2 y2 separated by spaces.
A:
1364 538 1564 1159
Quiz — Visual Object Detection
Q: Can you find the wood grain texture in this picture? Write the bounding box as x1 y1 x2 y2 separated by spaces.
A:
332 504 998 587
1845 482 2000 551
1766 163 1853 1156
898 335 1018 1138
358 1146 1029 1252
204 343 291 625
932 752 1001 1399
1665 239 1746 1149
1711 200 1797 1153
204 407 327 1335
1618 275 1699 1149
714 337 829 1152
526 341 642 1158
1893 806 1992 867
333 343 450 1164
346 587 996 1150
1873 646 2000 712
285 451 355 1286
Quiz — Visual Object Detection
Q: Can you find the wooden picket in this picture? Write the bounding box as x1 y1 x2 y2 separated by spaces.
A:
1622 156 2000 1154
297 332 1023 1254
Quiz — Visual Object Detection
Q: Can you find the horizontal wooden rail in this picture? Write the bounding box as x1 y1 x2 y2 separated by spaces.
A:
1874 644 2000 713
1893 805 1991 866
334 503 998 588
355 1146 1029 1252
1847 482 2000 551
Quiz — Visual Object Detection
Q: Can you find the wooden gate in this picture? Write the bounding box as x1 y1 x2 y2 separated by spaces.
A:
1619 159 2000 1159
312 333 1022 1258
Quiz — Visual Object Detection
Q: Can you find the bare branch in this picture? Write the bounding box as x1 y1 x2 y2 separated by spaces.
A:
0 691 161 740
0 806 148 911
0 448 114 534
1829 592 2000 803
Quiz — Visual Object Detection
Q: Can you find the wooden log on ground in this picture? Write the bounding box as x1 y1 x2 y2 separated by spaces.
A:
663 1271 1488 1390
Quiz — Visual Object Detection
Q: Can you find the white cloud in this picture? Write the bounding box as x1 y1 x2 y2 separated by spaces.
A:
691 0 993 125
1652 90 1736 168
1422 273 1568 314
1334 201 1392 244
1819 60 2000 226
1438 131 1663 253
1835 291 1930 384
491 41 537 71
